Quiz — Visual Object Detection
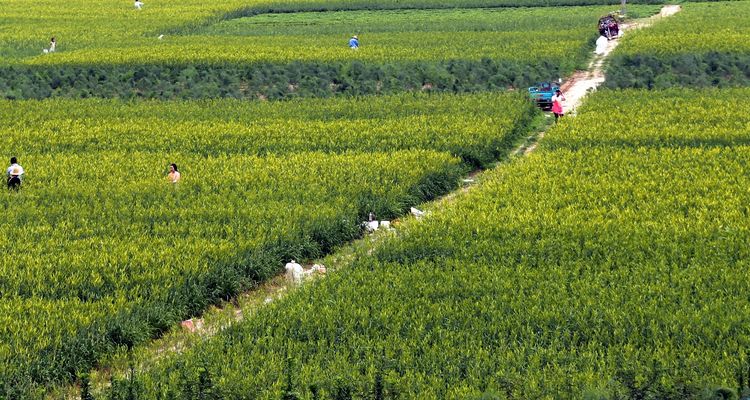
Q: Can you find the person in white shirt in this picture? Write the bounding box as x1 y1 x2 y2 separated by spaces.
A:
167 163 181 183
7 157 24 191
551 90 566 123
134 0 143 10
49 37 56 53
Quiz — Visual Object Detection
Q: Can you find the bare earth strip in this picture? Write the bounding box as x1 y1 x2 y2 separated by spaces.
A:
74 5 681 397
560 4 682 116
522 4 681 155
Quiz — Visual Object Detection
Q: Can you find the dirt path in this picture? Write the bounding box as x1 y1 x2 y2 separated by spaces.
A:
561 4 681 116
519 4 680 155
74 6 681 397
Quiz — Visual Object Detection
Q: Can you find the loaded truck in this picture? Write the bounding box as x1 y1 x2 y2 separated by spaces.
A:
528 82 559 111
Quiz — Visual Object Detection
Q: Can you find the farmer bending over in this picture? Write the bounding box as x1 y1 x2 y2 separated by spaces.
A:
349 35 359 49
7 157 24 191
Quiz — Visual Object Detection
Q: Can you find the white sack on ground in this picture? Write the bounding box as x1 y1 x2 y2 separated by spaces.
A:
595 36 608 55
285 260 304 285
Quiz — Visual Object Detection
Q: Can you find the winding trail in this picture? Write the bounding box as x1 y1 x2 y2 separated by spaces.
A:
561 4 682 116
77 6 681 396
521 4 681 155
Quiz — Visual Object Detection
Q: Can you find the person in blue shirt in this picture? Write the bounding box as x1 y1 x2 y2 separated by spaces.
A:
349 35 359 49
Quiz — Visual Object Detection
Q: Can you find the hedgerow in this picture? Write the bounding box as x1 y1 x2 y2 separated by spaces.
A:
0 59 571 101
606 2 750 88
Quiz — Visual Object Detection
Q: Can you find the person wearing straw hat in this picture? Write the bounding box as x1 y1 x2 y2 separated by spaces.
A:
6 157 24 191
348 35 359 49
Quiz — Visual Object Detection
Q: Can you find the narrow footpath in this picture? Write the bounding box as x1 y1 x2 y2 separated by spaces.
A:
521 4 681 154
561 4 682 116
75 6 681 397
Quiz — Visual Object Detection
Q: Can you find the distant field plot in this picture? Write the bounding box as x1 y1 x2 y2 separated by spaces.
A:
124 89 750 399
0 0 243 59
201 7 594 36
25 6 642 66
0 92 534 396
0 0 660 60
0 5 659 99
607 1 750 88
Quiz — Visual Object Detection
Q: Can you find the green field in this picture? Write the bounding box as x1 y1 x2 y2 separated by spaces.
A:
2 0 749 398
122 88 750 399
0 4 662 100
0 92 535 396
0 0 664 61
26 6 625 66
606 1 750 88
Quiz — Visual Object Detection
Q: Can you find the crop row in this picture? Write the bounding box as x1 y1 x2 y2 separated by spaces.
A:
26 30 591 67
119 88 750 399
0 93 533 167
606 1 750 88
542 88 750 150
0 92 534 397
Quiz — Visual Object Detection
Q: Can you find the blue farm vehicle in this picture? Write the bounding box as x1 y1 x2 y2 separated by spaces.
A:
528 82 559 111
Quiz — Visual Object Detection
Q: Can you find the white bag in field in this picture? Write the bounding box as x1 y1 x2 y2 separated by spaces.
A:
363 220 379 232
595 35 608 55
410 207 425 218
285 260 304 285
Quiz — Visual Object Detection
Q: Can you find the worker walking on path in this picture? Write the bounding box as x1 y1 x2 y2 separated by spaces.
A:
349 35 359 49
551 89 566 122
7 157 24 191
